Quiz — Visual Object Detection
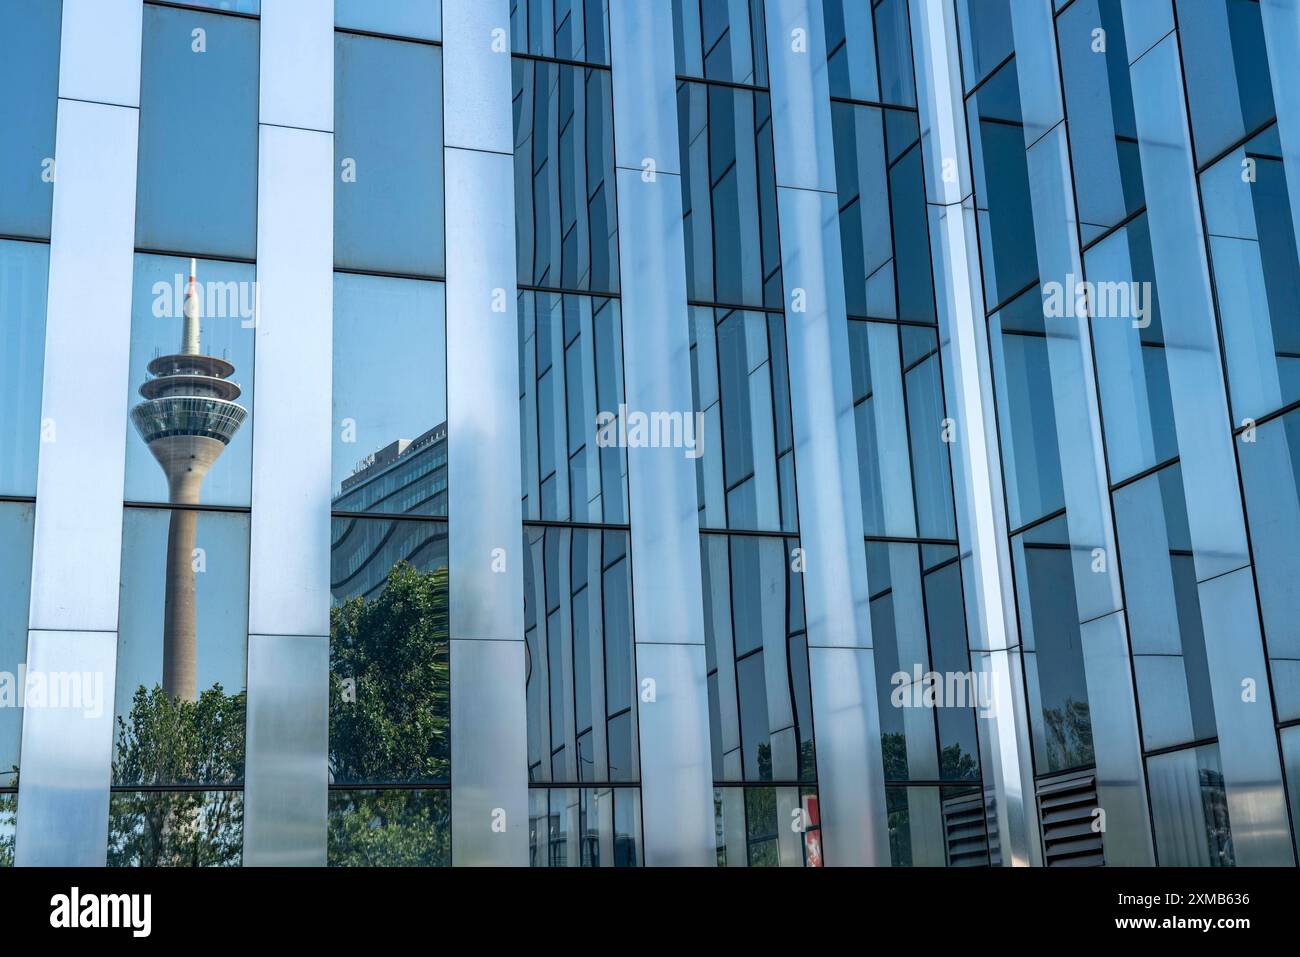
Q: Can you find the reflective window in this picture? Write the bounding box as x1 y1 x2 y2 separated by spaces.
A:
511 0 608 65
328 788 450 866
337 0 439 41
871 543 980 785
528 787 642 867
823 0 915 106
137 4 259 259
335 32 444 276
124 254 256 508
832 104 934 321
1057 0 1144 242
523 528 636 784
108 791 243 866
714 786 821 866
183 1 259 12
329 517 449 784
1113 465 1217 751
1085 215 1177 482
701 534 813 784
848 321 956 539
887 785 990 866
990 288 1065 528
672 0 767 86
678 81 783 309
332 274 447 517
0 503 35 794
1201 125 1300 424
967 57 1038 309
690 307 796 532
1177 0 1275 166
115 507 250 785
112 505 249 866
519 291 626 523
1147 743 1234 866
1284 727 1300 862
1012 515 1093 774
0 0 60 239
513 59 619 293
1239 407 1300 722
956 0 1013 92
0 240 49 497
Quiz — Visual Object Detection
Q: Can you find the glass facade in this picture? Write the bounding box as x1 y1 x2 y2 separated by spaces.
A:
1 0 1298 870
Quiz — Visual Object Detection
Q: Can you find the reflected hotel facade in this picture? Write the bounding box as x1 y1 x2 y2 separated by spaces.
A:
3 0 1300 869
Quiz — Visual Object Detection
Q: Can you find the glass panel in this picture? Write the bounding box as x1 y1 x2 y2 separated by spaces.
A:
955 0 1012 92
990 288 1065 528
690 307 796 531
831 104 933 321
329 517 449 784
328 788 451 865
0 503 35 790
332 274 447 517
967 58 1038 310
823 0 915 106
672 0 767 86
0 0 60 239
0 240 49 496
107 790 243 867
1012 515 1093 774
513 59 619 293
701 534 812 783
124 254 256 508
1084 216 1177 482
1113 464 1217 751
511 0 609 64
519 291 627 524
678 81 783 309
115 507 250 786
1201 125 1300 424
1057 0 1144 242
523 528 636 784
335 33 444 275
182 1 260 12
527 786 642 866
0 792 13 866
713 786 821 866
1177 0 1275 166
336 0 440 41
137 4 259 259
1147 743 1235 866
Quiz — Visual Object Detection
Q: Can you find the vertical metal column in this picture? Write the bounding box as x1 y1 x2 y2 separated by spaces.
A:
443 0 529 867
243 0 334 866
15 0 142 867
763 0 889 866
909 0 1040 866
1008 0 1153 865
1119 0 1294 866
608 1 716 866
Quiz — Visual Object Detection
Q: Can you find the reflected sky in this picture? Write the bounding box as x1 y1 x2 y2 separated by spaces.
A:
0 241 48 498
0 503 34 785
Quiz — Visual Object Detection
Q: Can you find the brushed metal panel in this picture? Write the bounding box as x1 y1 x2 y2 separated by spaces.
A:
806 645 889 865
442 0 512 154
14 630 116 866
30 99 137 633
451 637 528 865
249 124 333 637
260 0 334 132
243 633 328 866
764 0 836 193
608 0 680 175
58 0 142 108
444 146 524 641
615 167 707 646
635 642 715 866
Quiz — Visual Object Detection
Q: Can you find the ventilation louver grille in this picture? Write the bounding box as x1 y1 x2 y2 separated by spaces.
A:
1038 772 1105 867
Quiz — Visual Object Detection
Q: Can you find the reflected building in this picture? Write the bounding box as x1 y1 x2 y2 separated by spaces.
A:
130 261 246 701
